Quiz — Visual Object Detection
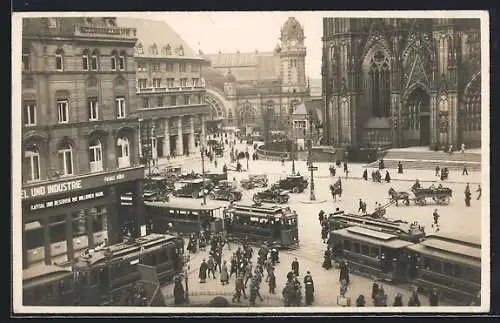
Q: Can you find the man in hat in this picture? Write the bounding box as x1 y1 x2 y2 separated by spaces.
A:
291 258 300 277
199 259 208 283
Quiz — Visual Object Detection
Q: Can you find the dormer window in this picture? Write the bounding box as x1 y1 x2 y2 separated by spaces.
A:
150 44 158 55
136 43 144 54
85 18 93 25
177 46 184 56
48 18 57 29
163 44 172 56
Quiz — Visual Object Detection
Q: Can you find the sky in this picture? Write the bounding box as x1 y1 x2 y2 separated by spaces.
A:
139 11 325 79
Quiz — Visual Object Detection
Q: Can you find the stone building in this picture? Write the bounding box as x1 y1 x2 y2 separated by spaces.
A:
21 17 145 269
116 18 210 161
201 17 311 135
321 18 481 149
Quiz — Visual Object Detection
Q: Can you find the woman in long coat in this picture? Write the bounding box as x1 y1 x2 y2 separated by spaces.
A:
339 261 350 285
173 276 185 305
199 259 208 283
220 260 229 285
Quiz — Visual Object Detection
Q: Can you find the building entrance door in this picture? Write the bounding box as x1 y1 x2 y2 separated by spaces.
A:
419 115 430 146
406 86 431 146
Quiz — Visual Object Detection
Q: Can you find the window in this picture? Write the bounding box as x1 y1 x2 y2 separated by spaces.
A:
24 102 36 126
152 63 160 72
142 97 150 109
180 78 188 87
137 61 146 71
72 210 87 238
58 143 73 176
110 55 117 71
166 63 174 72
166 78 175 88
88 98 98 121
192 78 200 87
82 53 89 71
184 95 190 105
179 62 186 72
157 96 164 107
191 63 200 72
24 145 40 182
90 51 98 71
136 43 144 54
57 100 69 123
93 206 108 232
116 97 126 118
119 54 125 70
117 137 130 168
55 52 63 71
48 18 57 28
152 78 161 88
22 49 30 70
138 79 147 89
343 240 351 251
89 139 103 172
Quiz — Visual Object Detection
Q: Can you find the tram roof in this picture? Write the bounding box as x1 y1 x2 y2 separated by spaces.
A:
331 213 421 234
229 203 295 214
23 265 72 289
416 235 481 260
332 226 413 249
425 232 481 248
73 233 178 268
406 243 481 268
144 200 226 211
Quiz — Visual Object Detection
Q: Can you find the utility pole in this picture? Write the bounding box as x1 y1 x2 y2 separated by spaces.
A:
308 112 316 201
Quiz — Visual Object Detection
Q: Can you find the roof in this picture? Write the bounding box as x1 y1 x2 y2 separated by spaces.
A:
331 226 414 249
364 117 391 129
145 200 226 211
116 17 199 59
418 236 481 259
406 243 480 268
23 264 72 282
281 17 305 39
426 232 481 247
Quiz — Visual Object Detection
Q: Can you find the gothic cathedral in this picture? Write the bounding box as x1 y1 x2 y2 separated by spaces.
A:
321 18 481 149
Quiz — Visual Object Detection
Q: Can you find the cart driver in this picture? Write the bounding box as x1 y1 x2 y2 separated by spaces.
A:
412 179 421 190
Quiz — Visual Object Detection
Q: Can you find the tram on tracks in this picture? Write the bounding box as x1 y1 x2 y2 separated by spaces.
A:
223 202 299 249
22 265 75 306
327 212 426 243
72 233 184 305
144 200 226 235
328 226 481 305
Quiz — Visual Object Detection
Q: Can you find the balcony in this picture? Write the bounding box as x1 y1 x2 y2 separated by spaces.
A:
74 25 137 39
136 85 205 94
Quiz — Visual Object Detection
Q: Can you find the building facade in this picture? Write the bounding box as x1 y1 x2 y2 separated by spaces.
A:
321 18 481 149
117 18 210 161
201 17 310 135
21 17 145 269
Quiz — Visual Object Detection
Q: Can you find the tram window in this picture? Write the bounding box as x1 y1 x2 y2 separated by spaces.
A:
361 245 370 255
423 257 431 270
451 265 462 278
430 259 442 273
464 268 480 282
343 240 351 251
353 242 360 253
113 263 124 277
143 254 156 266
24 290 34 303
59 279 70 292
45 285 54 298
443 262 453 275
89 270 99 286
33 287 43 301
370 247 379 258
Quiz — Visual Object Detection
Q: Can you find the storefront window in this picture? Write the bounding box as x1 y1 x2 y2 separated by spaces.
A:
50 214 67 244
93 206 108 232
72 210 87 239
25 220 44 250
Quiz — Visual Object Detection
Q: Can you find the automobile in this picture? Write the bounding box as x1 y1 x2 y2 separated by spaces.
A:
172 178 211 199
240 174 269 190
274 174 309 193
253 187 290 204
143 176 173 201
203 171 228 186
208 180 243 202
177 171 203 181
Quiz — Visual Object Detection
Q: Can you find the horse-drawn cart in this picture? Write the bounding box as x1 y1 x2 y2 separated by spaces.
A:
388 185 452 206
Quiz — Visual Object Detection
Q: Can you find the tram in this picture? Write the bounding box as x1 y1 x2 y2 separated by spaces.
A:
223 202 299 249
22 265 75 306
405 232 481 305
144 200 225 235
72 233 183 305
328 212 426 243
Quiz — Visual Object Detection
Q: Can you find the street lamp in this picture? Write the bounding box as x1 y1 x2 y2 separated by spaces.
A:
307 112 316 201
246 147 249 171
291 124 296 175
200 146 207 205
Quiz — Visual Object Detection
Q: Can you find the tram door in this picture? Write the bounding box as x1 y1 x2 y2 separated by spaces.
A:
99 266 110 294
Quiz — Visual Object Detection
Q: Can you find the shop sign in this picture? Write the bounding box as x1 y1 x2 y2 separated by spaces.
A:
28 190 106 211
22 166 144 200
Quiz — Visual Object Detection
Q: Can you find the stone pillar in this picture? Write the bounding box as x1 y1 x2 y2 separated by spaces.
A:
87 208 95 249
164 118 170 157
189 116 196 155
430 93 438 147
176 117 183 156
450 92 459 147
107 187 120 245
43 218 51 265
200 114 206 146
65 213 74 263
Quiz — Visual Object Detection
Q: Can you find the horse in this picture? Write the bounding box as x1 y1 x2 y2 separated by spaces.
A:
388 188 410 206
330 183 343 201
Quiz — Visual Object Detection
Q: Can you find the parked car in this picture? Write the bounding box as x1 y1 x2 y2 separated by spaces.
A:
208 180 243 202
172 178 211 199
203 171 228 186
253 187 290 204
274 174 309 193
240 174 268 190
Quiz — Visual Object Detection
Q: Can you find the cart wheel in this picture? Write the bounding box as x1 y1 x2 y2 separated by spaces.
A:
172 191 178 197
292 187 299 193
192 192 199 199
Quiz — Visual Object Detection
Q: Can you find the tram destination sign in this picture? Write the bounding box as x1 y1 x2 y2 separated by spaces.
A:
28 190 106 212
21 166 145 200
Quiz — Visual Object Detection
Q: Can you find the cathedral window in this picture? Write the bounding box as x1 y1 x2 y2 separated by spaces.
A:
463 75 481 132
365 50 391 118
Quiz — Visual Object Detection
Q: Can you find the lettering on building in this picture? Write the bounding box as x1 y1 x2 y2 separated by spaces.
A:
28 191 105 211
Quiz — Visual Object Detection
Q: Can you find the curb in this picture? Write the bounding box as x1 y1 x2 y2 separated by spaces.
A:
300 199 328 204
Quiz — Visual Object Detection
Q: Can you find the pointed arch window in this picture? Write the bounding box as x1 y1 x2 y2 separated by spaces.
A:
58 142 73 176
24 144 40 182
89 138 103 173
367 50 391 117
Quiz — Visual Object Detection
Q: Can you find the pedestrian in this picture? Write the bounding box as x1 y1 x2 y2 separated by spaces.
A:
393 293 403 306
322 249 332 269
230 255 238 278
343 161 348 174
173 276 185 305
461 142 466 153
435 166 440 177
321 225 329 243
465 183 472 207
398 161 403 174
408 290 421 306
318 210 325 223
199 259 208 283
207 256 216 279
345 168 349 179
374 287 387 306
385 170 391 183
268 267 276 294
291 258 299 277
339 278 348 297
356 295 366 307
476 184 482 200
462 164 469 175
220 260 229 285
432 209 440 228
339 261 350 285
362 168 368 180
429 288 440 306
232 273 247 303
371 281 379 301
303 271 315 305
358 198 364 213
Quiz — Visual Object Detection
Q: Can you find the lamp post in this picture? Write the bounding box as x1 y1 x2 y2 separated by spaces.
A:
246 147 249 171
291 125 296 175
200 146 207 205
307 112 316 201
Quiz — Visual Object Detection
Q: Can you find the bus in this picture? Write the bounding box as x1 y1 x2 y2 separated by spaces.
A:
72 233 183 306
144 200 226 235
22 265 75 306
223 202 299 249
